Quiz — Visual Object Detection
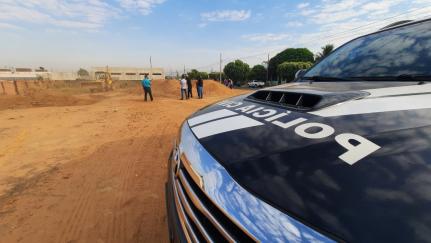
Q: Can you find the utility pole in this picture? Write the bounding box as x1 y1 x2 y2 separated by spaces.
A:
219 53 222 83
149 56 153 79
266 53 270 83
183 65 186 75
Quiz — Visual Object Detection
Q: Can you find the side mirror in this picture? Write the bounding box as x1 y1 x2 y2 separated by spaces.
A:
295 69 307 80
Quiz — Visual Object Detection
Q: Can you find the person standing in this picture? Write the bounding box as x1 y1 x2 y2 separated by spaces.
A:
141 75 153 102
180 75 188 100
197 77 203 99
186 75 193 98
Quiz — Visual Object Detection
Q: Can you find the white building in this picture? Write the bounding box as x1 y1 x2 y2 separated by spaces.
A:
91 67 165 81
0 68 39 80
0 67 78 81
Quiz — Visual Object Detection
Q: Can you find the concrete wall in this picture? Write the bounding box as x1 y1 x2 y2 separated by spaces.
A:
0 67 165 81
0 71 38 80
0 71 78 81
0 81 18 95
0 79 145 95
45 72 79 81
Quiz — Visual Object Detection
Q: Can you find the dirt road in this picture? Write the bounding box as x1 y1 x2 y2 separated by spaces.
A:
0 81 246 243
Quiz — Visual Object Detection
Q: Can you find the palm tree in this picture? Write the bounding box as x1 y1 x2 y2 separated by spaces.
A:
315 44 334 61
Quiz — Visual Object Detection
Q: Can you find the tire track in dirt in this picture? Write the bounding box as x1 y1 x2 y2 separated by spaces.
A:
56 146 106 243
105 111 142 243
103 107 170 243
107 150 134 243
141 116 172 241
0 88 247 243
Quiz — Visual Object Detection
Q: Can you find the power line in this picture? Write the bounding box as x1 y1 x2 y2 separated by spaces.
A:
324 14 431 43
319 6 431 40
191 8 431 71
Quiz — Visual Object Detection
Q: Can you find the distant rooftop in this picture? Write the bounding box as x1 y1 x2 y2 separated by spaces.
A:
15 68 33 72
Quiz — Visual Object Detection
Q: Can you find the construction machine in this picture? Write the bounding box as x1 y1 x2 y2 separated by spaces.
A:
95 66 113 91
81 66 113 93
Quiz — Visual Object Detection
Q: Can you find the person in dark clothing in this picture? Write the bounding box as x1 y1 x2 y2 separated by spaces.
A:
197 77 203 99
141 75 153 102
186 76 193 98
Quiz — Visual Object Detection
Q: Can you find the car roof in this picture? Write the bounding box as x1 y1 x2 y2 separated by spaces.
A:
366 17 431 36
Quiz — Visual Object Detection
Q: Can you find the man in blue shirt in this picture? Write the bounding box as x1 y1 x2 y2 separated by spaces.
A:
141 75 153 102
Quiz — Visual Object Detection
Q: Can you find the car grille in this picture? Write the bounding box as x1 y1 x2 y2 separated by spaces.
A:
171 156 256 242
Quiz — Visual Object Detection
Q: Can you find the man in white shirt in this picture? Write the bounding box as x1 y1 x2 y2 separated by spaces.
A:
180 75 188 100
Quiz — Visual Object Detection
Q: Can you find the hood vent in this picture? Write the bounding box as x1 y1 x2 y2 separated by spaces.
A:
246 89 369 111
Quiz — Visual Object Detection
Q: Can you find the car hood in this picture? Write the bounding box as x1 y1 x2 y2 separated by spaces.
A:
186 81 431 242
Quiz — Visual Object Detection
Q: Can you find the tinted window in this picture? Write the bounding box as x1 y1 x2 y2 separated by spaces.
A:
304 21 431 79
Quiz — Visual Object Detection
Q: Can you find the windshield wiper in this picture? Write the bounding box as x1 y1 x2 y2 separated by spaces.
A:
302 76 360 81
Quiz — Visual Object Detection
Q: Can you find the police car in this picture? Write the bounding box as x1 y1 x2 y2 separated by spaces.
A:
166 19 431 242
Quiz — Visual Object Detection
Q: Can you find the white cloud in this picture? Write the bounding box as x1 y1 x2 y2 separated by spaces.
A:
286 21 304 27
198 23 208 28
0 0 118 30
362 1 394 12
297 2 310 9
299 0 406 25
201 10 251 22
282 0 431 53
118 0 166 15
0 0 166 31
242 33 289 42
0 22 22 30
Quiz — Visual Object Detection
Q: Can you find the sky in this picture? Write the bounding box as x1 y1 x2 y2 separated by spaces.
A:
0 0 431 74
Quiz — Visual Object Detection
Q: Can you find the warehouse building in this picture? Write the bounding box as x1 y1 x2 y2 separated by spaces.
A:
0 67 78 81
91 67 165 81
0 67 40 80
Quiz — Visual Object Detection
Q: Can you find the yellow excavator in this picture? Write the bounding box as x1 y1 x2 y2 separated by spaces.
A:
81 66 113 93
95 66 113 91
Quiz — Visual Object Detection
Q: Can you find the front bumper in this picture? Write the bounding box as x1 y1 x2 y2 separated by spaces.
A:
166 123 334 242
166 151 188 243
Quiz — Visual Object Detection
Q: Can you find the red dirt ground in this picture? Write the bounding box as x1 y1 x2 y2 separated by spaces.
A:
0 80 247 243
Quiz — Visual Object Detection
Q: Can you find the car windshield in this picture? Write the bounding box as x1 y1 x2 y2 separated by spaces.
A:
303 20 431 81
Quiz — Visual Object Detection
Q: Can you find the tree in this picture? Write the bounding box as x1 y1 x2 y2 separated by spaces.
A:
268 48 314 80
315 44 334 61
199 71 209 79
209 72 226 81
187 69 200 79
277 62 313 82
223 60 250 85
77 68 90 77
248 64 267 81
187 69 209 79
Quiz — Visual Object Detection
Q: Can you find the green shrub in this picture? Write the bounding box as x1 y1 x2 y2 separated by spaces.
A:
268 48 314 80
248 64 267 81
276 62 313 82
208 72 226 81
223 60 250 85
187 69 210 80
